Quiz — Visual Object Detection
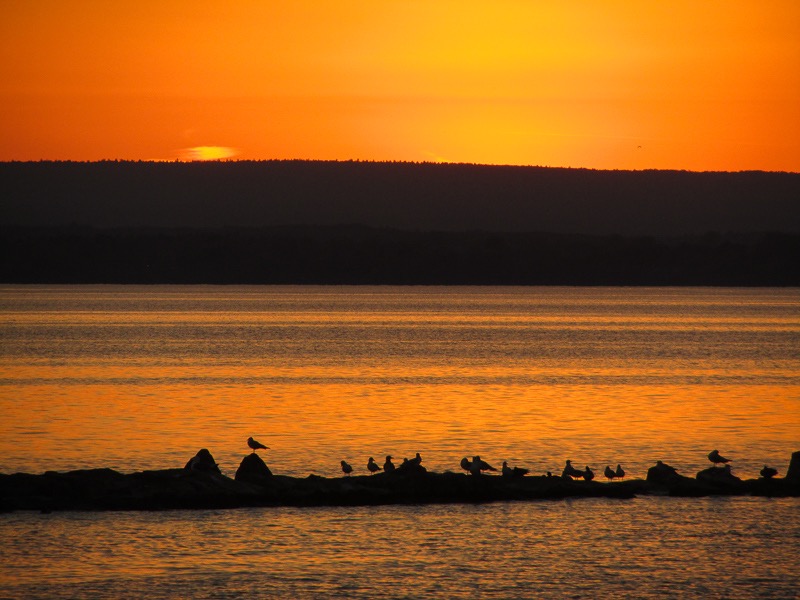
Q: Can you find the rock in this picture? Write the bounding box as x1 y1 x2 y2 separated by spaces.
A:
646 461 683 485
184 449 221 475
786 451 800 481
235 453 273 485
696 465 741 487
2 450 798 513
395 458 427 476
759 466 778 479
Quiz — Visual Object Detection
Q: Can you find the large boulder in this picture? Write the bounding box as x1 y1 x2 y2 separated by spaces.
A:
235 453 273 485
184 449 221 475
696 465 741 487
395 460 427 476
786 451 800 481
646 461 683 485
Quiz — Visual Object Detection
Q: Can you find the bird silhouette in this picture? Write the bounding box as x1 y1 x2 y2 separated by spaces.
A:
367 457 380 474
460 457 472 473
502 461 529 478
408 452 423 467
247 437 269 453
583 466 594 481
383 455 395 472
604 466 616 481
708 449 731 467
341 460 353 476
562 460 584 480
615 464 625 480
760 465 778 479
476 456 497 471
470 456 497 475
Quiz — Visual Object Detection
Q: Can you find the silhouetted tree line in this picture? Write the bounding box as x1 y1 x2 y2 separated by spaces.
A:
1 160 798 235
2 226 798 285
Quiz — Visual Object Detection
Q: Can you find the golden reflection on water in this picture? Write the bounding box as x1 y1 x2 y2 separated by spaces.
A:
0 286 798 480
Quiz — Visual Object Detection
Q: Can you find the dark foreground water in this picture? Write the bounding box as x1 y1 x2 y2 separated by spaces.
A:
1 498 799 599
1 286 798 598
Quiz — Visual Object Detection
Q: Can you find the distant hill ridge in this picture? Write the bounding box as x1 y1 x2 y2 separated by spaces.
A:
2 160 799 236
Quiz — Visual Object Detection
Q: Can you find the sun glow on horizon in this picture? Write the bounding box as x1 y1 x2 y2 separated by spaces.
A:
1 1 798 171
179 146 238 161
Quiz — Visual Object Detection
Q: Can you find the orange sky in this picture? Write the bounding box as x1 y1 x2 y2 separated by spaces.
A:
1 1 799 170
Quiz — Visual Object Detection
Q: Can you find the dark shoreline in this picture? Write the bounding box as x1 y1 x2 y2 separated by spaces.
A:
3 161 799 236
2 452 798 513
3 226 799 286
4 160 798 286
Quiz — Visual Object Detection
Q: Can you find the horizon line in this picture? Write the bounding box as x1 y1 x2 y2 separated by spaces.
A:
1 158 798 175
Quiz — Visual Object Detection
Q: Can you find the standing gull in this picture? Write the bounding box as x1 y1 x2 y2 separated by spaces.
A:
708 449 732 467
615 464 625 480
383 455 395 473
583 466 594 481
460 457 472 474
469 456 497 476
604 466 616 481
367 457 381 474
562 460 584 480
247 437 269 453
341 460 353 476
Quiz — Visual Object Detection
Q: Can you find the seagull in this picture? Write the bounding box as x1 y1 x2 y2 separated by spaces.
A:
604 466 616 481
383 455 395 473
583 466 594 481
408 453 423 467
470 456 497 475
615 464 625 480
341 460 353 476
475 456 497 471
708 449 732 467
367 457 381 474
562 460 584 480
502 461 529 478
460 457 472 473
247 437 269 453
760 465 778 479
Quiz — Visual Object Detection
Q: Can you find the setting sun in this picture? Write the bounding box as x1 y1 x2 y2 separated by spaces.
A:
1 1 798 170
179 146 237 161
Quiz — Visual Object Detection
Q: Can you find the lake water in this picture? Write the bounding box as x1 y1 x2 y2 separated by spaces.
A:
1 285 799 598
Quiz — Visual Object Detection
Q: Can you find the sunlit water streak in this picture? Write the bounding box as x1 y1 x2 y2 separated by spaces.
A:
0 285 798 598
1 286 797 478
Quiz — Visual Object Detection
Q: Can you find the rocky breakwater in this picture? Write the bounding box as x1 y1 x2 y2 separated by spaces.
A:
645 452 800 497
1 450 798 513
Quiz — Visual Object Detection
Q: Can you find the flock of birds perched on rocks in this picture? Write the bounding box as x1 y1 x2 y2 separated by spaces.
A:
558 460 625 482
247 438 782 480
